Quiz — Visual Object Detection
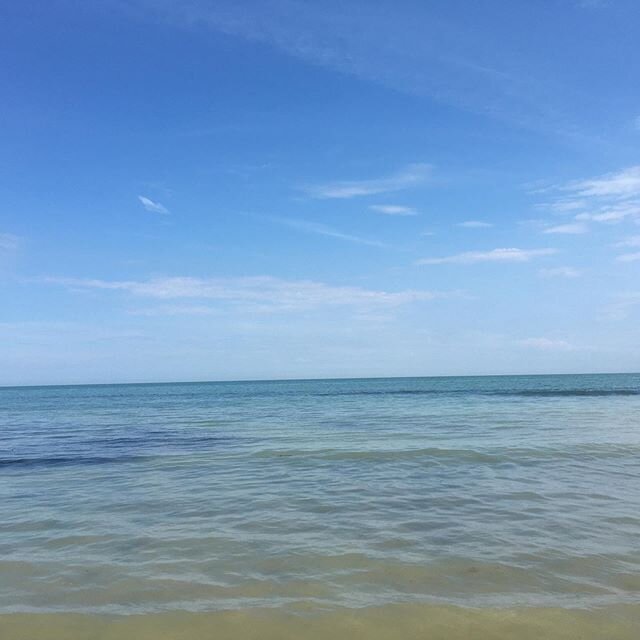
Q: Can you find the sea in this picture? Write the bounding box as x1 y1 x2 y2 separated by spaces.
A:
1 373 639 638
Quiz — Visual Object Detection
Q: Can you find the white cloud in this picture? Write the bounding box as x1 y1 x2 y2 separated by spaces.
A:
138 195 170 214
539 266 582 278
565 166 640 198
272 217 385 247
539 167 640 230
614 235 640 248
417 247 556 265
519 337 574 350
304 163 432 199
574 202 640 223
545 198 587 212
0 233 19 251
369 204 418 216
616 252 640 263
543 222 589 234
457 220 493 228
45 275 449 312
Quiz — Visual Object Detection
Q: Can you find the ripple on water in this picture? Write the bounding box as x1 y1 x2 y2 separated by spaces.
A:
1 374 639 616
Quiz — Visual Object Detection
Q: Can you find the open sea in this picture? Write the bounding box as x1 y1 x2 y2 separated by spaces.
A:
1 373 640 638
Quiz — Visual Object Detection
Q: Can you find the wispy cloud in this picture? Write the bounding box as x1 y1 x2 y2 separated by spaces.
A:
613 236 640 262
0 233 20 251
369 204 418 216
614 235 640 248
518 337 574 350
574 203 640 223
138 195 170 214
304 163 432 199
539 266 582 278
545 199 588 213
272 216 385 247
417 247 556 265
119 0 595 137
616 252 640 263
539 166 640 230
543 222 589 234
565 166 640 198
456 220 493 228
45 275 449 313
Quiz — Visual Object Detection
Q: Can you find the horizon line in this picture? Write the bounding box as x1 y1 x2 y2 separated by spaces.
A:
1 370 638 390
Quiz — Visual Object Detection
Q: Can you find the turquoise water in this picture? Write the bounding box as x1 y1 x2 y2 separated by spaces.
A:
1 374 640 619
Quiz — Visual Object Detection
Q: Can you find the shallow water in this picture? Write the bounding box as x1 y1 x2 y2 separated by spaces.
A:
1 374 639 636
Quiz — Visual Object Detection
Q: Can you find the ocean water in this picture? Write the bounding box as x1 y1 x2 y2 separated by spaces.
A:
1 374 640 638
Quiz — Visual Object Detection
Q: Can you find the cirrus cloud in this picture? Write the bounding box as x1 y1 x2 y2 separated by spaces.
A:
518 337 574 351
417 247 557 265
369 204 418 216
613 235 640 248
304 163 432 199
543 222 589 234
539 266 582 278
44 275 455 313
565 166 640 198
457 220 493 228
138 195 170 214
0 233 20 251
616 252 640 263
539 166 640 229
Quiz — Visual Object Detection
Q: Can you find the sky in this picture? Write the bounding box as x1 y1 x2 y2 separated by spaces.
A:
1 0 640 385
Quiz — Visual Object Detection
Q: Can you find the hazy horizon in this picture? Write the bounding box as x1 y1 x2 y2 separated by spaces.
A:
3 370 640 390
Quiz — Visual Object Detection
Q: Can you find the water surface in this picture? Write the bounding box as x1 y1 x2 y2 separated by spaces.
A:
1 374 639 637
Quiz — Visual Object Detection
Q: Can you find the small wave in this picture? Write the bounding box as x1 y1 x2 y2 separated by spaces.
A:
254 443 639 464
501 389 640 397
315 389 450 397
0 455 149 469
256 447 509 464
88 434 238 447
313 388 639 398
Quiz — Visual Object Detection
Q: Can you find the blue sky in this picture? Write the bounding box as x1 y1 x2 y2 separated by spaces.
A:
1 0 640 385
